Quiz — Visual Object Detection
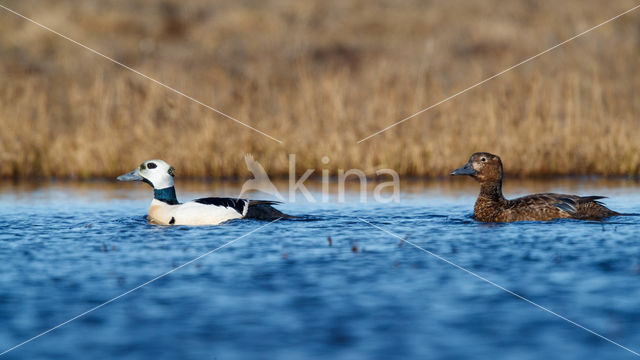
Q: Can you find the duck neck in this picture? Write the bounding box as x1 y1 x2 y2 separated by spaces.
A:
479 180 505 202
154 186 179 205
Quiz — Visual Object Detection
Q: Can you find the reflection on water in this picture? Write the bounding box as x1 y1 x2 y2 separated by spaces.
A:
0 179 639 360
2 176 639 201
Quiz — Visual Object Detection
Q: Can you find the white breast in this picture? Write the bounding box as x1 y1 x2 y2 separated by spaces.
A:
148 199 244 225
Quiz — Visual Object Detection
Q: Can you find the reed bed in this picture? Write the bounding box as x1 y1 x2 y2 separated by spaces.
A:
1 0 639 179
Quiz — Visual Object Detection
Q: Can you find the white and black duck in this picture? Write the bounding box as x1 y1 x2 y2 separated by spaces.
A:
117 160 290 225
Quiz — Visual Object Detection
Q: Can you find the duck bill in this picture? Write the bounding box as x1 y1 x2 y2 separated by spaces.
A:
451 163 476 176
117 169 144 181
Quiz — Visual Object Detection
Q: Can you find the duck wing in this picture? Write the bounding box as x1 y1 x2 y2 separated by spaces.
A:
191 198 293 220
503 193 571 217
549 195 610 216
565 195 619 219
509 193 613 218
193 197 248 215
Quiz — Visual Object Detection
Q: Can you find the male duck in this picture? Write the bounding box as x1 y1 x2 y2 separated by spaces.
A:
117 160 290 225
451 152 620 222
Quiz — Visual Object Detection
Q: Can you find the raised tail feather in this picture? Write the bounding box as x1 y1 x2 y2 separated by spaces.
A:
576 196 607 203
573 196 620 219
246 200 295 220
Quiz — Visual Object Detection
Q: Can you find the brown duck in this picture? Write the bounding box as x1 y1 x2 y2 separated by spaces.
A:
451 152 620 222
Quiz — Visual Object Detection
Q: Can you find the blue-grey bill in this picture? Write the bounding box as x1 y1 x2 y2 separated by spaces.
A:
450 163 476 176
117 169 144 181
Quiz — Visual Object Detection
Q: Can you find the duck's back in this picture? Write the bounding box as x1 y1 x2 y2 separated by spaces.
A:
148 198 247 225
475 193 619 222
175 200 247 225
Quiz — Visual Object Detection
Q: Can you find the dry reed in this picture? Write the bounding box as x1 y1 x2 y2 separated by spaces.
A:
1 0 639 179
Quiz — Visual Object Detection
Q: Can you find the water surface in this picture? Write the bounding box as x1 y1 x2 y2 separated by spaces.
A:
1 179 639 359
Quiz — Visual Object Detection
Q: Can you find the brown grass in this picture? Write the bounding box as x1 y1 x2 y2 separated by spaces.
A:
1 0 639 179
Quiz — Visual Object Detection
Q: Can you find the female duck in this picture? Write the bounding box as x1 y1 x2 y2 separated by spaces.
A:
451 152 619 222
117 160 290 225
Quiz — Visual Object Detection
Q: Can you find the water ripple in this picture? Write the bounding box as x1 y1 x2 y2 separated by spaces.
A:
0 186 639 359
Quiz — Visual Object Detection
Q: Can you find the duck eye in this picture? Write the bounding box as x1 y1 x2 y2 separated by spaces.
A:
481 157 486 162
147 162 157 169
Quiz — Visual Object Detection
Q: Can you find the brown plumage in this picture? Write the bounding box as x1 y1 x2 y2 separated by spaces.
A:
451 152 620 222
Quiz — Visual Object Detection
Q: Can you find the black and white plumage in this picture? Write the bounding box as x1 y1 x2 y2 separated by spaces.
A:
117 159 291 225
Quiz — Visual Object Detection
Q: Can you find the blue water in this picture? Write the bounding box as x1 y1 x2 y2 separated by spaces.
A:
1 180 640 360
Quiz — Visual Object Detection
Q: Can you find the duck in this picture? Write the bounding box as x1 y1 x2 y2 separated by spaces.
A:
117 159 291 225
450 152 620 222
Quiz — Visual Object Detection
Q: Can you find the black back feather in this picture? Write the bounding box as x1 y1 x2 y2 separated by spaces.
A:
246 200 293 220
193 197 247 214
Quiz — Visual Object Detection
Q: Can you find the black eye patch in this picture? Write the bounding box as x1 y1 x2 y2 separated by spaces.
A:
147 162 157 169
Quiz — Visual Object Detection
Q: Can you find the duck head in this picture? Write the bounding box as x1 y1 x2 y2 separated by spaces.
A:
451 152 503 183
117 159 176 189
